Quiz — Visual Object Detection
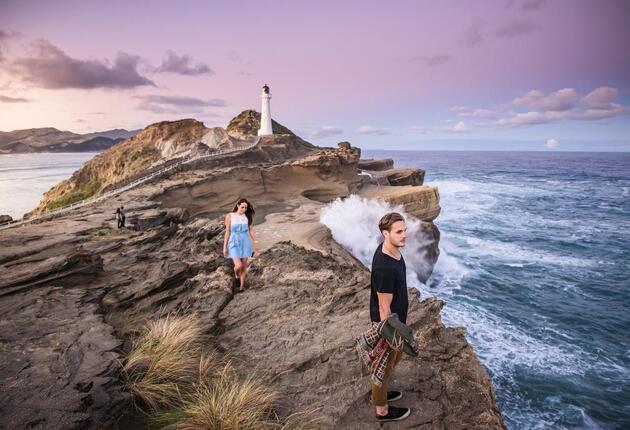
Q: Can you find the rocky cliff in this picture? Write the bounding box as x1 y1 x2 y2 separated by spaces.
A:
0 122 505 429
27 112 317 217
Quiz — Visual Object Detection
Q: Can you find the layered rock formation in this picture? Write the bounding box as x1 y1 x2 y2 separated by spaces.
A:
27 112 318 217
358 158 394 171
360 184 441 222
0 116 505 429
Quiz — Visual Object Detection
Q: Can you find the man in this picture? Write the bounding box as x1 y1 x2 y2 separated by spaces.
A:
120 206 126 228
369 212 410 422
115 207 122 229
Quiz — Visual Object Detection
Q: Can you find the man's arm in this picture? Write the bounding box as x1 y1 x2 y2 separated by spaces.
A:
374 267 396 321
377 292 393 322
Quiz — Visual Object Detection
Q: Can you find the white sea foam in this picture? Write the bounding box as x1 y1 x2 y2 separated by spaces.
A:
320 194 438 289
459 236 595 268
439 302 590 377
423 238 470 295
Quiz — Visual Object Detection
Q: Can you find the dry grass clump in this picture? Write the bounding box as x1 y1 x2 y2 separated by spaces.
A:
122 313 204 411
121 312 319 429
152 364 277 430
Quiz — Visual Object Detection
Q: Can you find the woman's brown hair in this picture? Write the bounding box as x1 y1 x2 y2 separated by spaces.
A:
232 198 255 226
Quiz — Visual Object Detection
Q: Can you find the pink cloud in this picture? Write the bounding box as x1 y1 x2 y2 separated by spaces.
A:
581 86 619 109
511 88 577 112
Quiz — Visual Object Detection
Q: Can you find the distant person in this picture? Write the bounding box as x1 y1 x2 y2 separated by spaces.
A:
369 212 410 422
116 207 122 228
120 206 126 228
223 198 258 292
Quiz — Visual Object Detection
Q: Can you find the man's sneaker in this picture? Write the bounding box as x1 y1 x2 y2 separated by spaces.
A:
387 390 403 402
376 406 411 422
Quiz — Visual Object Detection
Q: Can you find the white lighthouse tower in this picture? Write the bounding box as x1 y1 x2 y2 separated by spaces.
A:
257 84 273 136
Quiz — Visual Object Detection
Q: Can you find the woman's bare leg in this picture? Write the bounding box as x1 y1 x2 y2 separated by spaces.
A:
239 258 248 291
232 258 242 280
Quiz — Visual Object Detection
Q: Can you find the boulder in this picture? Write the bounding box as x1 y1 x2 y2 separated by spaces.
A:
360 168 425 187
358 158 394 171
359 185 441 221
384 167 425 186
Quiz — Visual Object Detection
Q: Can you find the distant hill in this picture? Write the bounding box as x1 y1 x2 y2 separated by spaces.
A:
0 127 141 154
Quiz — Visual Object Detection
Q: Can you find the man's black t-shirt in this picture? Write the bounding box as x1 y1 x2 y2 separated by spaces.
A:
370 242 409 324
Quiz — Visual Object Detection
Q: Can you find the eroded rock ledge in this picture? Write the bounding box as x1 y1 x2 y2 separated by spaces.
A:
0 136 504 429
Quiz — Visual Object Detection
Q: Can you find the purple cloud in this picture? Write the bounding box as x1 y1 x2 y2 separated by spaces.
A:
136 94 226 114
0 94 29 103
155 50 214 76
511 88 577 112
412 53 453 67
465 21 485 46
496 19 536 38
408 126 428 134
456 108 502 119
311 126 344 138
0 29 7 62
581 86 619 109
357 125 391 135
499 111 548 126
494 86 629 127
522 0 546 11
7 39 154 89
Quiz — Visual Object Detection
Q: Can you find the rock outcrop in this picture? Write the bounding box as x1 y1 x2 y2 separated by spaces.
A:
359 184 441 222
0 204 502 430
383 167 425 186
358 158 394 171
0 118 505 429
27 112 292 216
157 140 360 220
0 214 12 223
226 109 310 142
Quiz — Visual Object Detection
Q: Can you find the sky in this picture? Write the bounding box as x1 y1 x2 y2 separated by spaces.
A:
0 0 629 151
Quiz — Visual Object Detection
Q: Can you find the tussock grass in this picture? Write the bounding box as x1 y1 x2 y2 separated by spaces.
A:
121 313 318 429
152 363 277 430
121 313 204 411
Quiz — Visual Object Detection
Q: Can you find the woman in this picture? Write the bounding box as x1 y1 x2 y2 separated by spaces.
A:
223 198 258 292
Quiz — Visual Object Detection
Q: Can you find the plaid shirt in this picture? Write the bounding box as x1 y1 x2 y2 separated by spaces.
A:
356 320 406 387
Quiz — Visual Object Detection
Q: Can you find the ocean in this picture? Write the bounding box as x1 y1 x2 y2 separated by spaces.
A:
0 153 98 219
2 151 629 428
322 150 630 430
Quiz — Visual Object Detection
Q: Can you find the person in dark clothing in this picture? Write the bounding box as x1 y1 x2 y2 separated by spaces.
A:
116 207 122 228
120 206 126 228
369 212 410 422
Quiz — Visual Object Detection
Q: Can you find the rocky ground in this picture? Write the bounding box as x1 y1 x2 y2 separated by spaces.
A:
0 128 505 429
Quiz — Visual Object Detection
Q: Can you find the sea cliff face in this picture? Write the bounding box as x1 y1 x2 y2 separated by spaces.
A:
0 117 505 429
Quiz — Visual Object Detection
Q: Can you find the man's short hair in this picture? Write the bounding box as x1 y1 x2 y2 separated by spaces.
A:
378 212 405 232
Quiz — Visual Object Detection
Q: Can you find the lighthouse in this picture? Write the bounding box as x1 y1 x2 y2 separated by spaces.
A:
257 84 273 136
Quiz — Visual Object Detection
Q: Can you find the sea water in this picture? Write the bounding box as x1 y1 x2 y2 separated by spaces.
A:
0 152 97 219
322 151 630 429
